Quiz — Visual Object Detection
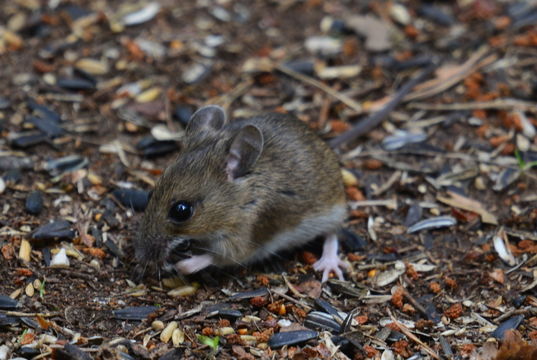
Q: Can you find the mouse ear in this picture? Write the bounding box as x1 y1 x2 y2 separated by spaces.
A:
226 125 264 181
186 105 226 134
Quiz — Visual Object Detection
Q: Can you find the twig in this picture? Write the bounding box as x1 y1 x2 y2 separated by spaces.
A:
404 48 495 101
408 99 537 112
275 63 363 113
402 288 430 320
3 311 60 317
372 171 401 196
387 308 440 360
208 78 253 110
271 290 313 312
349 199 398 210
329 63 437 148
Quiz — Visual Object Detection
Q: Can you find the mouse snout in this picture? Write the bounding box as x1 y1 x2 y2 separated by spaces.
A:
168 238 191 252
165 238 193 264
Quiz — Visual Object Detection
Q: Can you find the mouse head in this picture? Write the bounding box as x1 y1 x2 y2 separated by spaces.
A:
135 105 264 271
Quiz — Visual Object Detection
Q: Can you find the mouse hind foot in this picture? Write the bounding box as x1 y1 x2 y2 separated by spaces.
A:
313 233 348 282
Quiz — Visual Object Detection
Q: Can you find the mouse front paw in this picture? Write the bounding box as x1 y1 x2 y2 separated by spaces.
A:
313 256 348 282
175 254 214 274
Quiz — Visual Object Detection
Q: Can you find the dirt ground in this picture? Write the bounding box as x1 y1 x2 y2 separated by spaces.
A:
1 0 537 359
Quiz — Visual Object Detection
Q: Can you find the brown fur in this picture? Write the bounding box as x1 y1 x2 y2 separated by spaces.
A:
135 111 345 269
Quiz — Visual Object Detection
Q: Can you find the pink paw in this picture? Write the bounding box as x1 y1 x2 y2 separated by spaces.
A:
175 254 213 274
313 256 348 282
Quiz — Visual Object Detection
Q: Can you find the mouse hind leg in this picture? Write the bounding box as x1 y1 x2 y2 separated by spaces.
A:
313 233 348 282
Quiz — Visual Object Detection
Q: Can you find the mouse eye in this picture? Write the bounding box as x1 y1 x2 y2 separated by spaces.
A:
168 201 193 223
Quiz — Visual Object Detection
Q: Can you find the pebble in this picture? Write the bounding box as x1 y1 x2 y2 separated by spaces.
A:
0 178 4 194
25 190 44 215
50 248 70 267
112 188 149 212
268 330 318 348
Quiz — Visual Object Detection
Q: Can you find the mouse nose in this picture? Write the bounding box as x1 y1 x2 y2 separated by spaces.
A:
167 238 192 263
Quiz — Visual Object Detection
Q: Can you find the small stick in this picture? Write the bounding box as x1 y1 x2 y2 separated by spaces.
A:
329 63 437 149
3 311 60 317
387 308 441 359
402 288 430 320
209 78 253 110
275 63 363 113
408 99 537 112
271 290 313 312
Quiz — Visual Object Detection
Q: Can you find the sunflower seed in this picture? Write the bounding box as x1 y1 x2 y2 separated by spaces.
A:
45 155 88 177
492 315 524 339
407 216 456 233
112 188 149 212
25 190 44 215
0 295 19 310
122 3 161 26
32 220 75 241
113 306 158 320
268 330 318 348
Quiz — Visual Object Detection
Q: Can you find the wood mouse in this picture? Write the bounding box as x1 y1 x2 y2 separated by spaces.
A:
135 105 347 282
